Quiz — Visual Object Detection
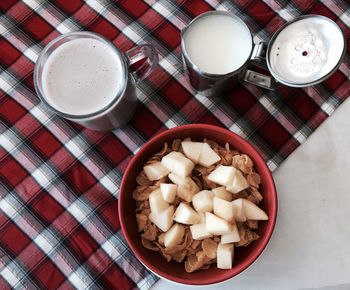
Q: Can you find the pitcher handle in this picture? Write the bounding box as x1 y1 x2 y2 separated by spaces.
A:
243 42 277 90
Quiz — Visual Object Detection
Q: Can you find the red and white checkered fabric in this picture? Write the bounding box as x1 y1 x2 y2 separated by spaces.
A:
0 0 349 289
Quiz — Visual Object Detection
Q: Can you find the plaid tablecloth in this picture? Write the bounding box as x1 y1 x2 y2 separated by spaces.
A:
0 0 349 289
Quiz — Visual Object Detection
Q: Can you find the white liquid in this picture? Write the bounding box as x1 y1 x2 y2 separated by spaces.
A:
269 17 344 84
183 14 252 75
42 38 123 115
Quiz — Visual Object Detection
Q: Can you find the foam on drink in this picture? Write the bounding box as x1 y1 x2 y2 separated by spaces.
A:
42 38 123 115
183 14 253 75
269 17 344 84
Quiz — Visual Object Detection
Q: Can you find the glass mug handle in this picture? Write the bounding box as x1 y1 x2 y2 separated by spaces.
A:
243 42 277 90
124 44 158 83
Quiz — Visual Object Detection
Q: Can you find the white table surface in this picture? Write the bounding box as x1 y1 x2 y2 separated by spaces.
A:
153 97 350 290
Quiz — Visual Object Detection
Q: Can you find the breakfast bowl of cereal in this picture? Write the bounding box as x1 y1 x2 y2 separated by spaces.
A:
118 124 277 285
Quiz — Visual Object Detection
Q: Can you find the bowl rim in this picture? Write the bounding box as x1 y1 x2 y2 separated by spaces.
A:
119 124 278 285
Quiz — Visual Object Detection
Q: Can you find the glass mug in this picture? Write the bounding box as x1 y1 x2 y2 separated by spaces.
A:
34 32 158 131
181 11 346 93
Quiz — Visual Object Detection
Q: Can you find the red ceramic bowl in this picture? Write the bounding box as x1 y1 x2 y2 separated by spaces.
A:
119 124 277 285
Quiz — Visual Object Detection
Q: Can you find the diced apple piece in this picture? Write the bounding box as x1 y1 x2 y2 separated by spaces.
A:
208 165 236 186
232 198 246 222
161 151 194 177
217 243 234 269
213 197 235 222
190 223 212 240
174 203 200 225
226 169 249 193
212 186 233 201
192 190 214 212
164 223 185 248
181 141 203 163
205 212 234 235
168 173 200 202
143 162 169 181
198 143 221 167
176 181 198 202
149 206 174 232
221 224 240 244
149 188 169 213
242 199 268 220
160 183 177 203
168 172 185 185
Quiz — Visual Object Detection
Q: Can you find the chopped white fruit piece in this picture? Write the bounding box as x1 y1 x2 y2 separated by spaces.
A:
177 178 200 202
168 173 200 202
149 206 174 232
217 243 234 269
208 165 236 186
192 190 214 212
232 198 246 222
190 223 213 240
160 183 177 203
164 223 185 248
149 188 169 213
161 151 194 177
226 169 249 193
174 202 201 225
205 212 234 235
212 186 233 201
242 199 268 220
143 162 169 181
168 172 185 185
221 224 240 244
213 197 235 222
198 143 221 167
198 212 206 223
181 141 203 163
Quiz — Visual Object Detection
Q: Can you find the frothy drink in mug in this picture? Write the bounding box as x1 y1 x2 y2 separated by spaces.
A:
42 38 123 115
35 32 158 130
183 14 252 75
